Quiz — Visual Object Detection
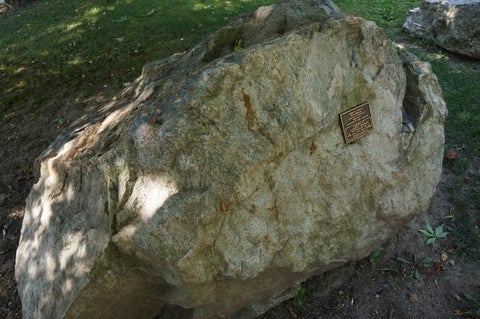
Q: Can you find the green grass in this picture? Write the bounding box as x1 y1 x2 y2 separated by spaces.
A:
445 169 480 261
335 0 420 35
0 0 277 117
433 59 480 158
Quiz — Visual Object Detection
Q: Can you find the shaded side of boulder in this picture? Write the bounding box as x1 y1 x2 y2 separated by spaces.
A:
16 1 447 318
403 0 480 59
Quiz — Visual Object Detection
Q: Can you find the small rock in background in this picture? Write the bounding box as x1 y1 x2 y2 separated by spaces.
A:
403 0 480 59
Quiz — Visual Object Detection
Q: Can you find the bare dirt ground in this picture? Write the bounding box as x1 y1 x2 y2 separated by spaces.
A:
1 12 479 319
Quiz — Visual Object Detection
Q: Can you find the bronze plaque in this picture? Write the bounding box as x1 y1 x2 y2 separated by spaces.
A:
339 102 374 144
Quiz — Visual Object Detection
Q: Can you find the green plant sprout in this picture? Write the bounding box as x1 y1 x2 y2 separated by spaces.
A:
369 250 381 263
292 287 307 310
234 37 244 51
419 221 448 245
396 255 432 280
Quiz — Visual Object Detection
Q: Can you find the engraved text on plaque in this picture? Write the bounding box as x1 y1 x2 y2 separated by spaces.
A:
339 102 375 144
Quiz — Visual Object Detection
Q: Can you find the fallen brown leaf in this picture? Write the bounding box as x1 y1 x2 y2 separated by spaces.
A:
445 149 458 160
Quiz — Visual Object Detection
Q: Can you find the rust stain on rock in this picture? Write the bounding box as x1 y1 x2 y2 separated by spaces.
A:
309 140 318 155
220 201 228 213
242 93 256 119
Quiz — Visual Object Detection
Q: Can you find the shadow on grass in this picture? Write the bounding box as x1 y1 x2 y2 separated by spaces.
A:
0 0 277 117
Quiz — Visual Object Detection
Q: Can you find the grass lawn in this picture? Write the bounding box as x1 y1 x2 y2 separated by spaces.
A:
0 0 278 116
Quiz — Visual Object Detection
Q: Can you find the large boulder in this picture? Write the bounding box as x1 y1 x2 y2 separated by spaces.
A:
15 1 447 318
403 0 480 59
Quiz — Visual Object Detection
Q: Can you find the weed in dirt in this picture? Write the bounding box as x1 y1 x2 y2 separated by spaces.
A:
369 250 381 264
292 288 307 311
418 220 448 245
396 255 433 280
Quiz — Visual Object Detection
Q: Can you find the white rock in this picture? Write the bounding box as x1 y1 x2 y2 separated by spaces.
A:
404 0 480 59
16 1 447 318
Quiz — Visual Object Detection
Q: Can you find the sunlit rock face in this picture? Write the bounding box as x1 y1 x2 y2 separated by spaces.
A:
404 0 480 59
16 1 447 318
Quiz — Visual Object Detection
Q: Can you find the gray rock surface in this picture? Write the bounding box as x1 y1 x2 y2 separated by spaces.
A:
16 1 447 318
403 0 480 59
